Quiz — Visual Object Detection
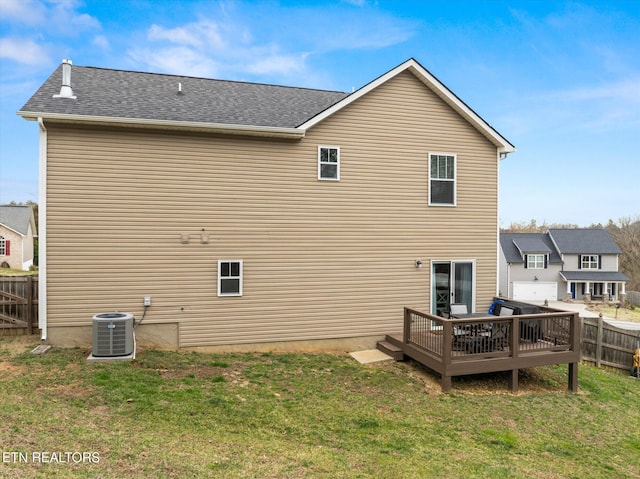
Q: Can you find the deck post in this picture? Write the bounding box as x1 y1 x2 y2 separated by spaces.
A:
510 316 520 360
403 308 411 344
508 369 519 392
568 362 578 392
568 312 580 392
442 321 453 392
442 375 452 392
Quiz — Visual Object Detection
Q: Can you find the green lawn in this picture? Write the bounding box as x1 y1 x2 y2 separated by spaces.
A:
587 303 640 322
1 337 638 478
0 269 37 276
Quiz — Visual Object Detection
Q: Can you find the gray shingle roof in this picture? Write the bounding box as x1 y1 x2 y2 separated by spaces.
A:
500 233 562 264
18 64 350 129
0 205 34 236
560 271 629 282
548 228 621 254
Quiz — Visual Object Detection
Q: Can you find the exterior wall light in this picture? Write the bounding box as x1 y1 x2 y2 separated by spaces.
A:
416 260 423 268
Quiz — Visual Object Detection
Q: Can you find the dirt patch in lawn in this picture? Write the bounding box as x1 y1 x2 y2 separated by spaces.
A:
395 359 568 395
0 335 40 355
0 360 26 378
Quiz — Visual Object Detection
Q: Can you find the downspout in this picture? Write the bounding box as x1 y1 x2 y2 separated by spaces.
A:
37 117 47 342
496 151 507 298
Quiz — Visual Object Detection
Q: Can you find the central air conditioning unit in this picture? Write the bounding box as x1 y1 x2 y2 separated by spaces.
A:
90 312 135 359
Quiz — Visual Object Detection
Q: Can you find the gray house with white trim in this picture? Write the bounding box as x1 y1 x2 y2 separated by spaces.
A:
500 228 628 302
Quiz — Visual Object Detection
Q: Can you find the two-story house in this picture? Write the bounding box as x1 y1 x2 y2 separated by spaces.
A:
18 58 515 350
500 228 628 302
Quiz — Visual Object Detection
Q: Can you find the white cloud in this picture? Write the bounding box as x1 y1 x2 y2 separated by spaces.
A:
129 46 221 78
246 52 308 76
0 0 47 24
544 78 640 130
127 3 414 86
558 79 640 104
0 37 50 65
92 34 110 51
148 24 204 49
1 0 101 33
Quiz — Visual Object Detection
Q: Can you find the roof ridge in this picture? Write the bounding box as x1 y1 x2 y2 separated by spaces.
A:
70 64 348 94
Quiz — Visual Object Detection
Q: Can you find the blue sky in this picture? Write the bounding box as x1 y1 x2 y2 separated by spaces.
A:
1 0 638 227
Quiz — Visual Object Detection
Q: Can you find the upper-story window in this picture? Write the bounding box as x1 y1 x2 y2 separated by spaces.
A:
0 236 7 256
429 153 456 205
526 254 546 269
580 255 599 270
318 146 340 181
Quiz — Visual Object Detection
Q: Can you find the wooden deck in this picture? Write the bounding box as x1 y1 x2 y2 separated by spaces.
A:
378 306 581 392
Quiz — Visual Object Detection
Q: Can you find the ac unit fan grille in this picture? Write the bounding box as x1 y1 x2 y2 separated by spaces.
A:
92 313 134 357
95 321 128 356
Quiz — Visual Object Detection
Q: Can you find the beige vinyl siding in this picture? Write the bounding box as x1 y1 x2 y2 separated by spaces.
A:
44 70 499 347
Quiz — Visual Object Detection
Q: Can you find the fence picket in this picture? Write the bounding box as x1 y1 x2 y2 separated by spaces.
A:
581 317 640 373
0 275 39 336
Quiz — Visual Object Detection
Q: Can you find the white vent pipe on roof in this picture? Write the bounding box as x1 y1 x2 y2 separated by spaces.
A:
53 59 77 99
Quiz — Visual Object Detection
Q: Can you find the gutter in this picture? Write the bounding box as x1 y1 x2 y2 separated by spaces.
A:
37 117 47 342
18 112 306 140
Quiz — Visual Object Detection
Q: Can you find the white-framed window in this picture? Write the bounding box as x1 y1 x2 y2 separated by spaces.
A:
526 254 546 269
218 260 243 296
429 153 456 205
318 146 340 180
0 236 6 256
580 255 599 270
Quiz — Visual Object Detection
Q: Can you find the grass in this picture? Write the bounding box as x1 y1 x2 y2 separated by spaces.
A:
0 269 37 276
1 336 639 479
587 303 640 322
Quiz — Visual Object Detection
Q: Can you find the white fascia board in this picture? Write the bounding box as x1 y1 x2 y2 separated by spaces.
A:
18 112 305 140
297 58 516 153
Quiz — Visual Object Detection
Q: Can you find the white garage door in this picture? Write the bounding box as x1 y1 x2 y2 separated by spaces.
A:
513 282 557 301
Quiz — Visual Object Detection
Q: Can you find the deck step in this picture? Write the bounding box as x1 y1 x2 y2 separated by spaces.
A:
376 340 405 361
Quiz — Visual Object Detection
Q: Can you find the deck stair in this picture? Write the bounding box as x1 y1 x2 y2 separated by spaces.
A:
376 334 405 361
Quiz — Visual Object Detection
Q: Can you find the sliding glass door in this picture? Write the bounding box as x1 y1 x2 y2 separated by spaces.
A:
431 261 474 316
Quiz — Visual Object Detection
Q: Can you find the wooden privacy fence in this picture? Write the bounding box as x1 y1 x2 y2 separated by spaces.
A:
0 275 39 336
626 290 640 307
582 316 640 373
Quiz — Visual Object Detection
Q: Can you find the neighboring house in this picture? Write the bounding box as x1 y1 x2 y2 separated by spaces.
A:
500 228 628 302
18 58 515 350
0 205 37 270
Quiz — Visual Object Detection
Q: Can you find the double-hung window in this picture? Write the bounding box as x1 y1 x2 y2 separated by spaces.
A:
580 255 599 270
526 254 546 269
318 146 340 180
218 260 243 296
429 153 456 205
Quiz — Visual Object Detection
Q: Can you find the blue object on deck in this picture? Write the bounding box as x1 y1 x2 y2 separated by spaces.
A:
488 299 504 315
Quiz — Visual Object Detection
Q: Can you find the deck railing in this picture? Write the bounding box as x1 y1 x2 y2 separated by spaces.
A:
402 306 580 391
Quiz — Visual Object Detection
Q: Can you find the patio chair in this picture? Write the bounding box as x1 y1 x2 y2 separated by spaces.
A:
449 303 468 316
489 321 509 351
464 321 510 354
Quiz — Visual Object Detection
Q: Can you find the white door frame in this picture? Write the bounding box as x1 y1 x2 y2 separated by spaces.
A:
430 259 476 315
